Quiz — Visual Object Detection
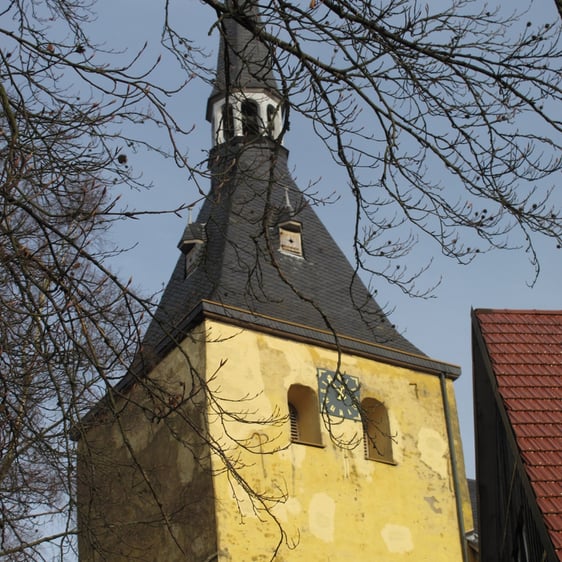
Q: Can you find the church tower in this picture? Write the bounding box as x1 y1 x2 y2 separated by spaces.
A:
77 2 474 560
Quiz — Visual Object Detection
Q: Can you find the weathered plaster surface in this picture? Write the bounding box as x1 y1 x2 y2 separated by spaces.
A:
418 426 448 477
381 524 414 554
309 493 336 542
77 331 217 562
78 318 473 561
205 319 472 561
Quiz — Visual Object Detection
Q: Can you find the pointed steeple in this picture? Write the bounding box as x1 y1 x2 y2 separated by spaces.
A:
208 0 280 101
136 3 457 380
206 0 284 145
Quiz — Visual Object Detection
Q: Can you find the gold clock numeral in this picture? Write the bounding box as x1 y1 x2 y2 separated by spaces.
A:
336 385 346 401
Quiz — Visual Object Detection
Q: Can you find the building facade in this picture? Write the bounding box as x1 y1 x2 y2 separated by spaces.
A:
473 309 562 562
76 3 473 560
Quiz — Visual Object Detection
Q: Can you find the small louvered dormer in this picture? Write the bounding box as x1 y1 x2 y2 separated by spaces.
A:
279 220 303 257
177 222 206 278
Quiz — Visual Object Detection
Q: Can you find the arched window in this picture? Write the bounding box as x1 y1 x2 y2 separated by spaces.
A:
288 402 299 441
287 384 322 446
221 103 234 141
241 99 260 137
266 104 277 138
362 398 394 463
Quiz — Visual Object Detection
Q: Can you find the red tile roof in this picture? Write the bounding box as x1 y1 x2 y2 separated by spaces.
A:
475 309 562 559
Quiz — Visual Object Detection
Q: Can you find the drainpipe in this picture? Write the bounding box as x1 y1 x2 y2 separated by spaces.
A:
440 372 469 562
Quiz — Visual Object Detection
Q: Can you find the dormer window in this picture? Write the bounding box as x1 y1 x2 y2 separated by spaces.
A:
178 222 206 279
279 221 303 257
183 243 202 278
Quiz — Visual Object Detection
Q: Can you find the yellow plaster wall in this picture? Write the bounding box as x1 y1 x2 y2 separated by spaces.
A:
77 318 472 562
77 329 217 562
204 319 472 561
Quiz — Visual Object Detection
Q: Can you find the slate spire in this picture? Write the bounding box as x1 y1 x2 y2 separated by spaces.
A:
136 2 449 380
207 0 280 107
206 0 284 146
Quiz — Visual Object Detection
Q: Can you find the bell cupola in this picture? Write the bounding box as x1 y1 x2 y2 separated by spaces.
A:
206 0 284 145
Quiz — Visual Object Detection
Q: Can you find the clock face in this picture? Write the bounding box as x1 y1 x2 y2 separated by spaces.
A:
317 368 361 420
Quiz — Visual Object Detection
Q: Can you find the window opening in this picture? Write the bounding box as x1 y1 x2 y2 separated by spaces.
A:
241 99 260 137
288 402 299 441
178 222 205 279
221 103 234 140
183 244 202 278
362 398 393 463
267 104 277 137
279 221 303 257
287 384 322 446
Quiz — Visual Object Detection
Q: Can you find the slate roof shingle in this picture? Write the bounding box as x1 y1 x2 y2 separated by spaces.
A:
141 141 437 366
133 0 461 381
